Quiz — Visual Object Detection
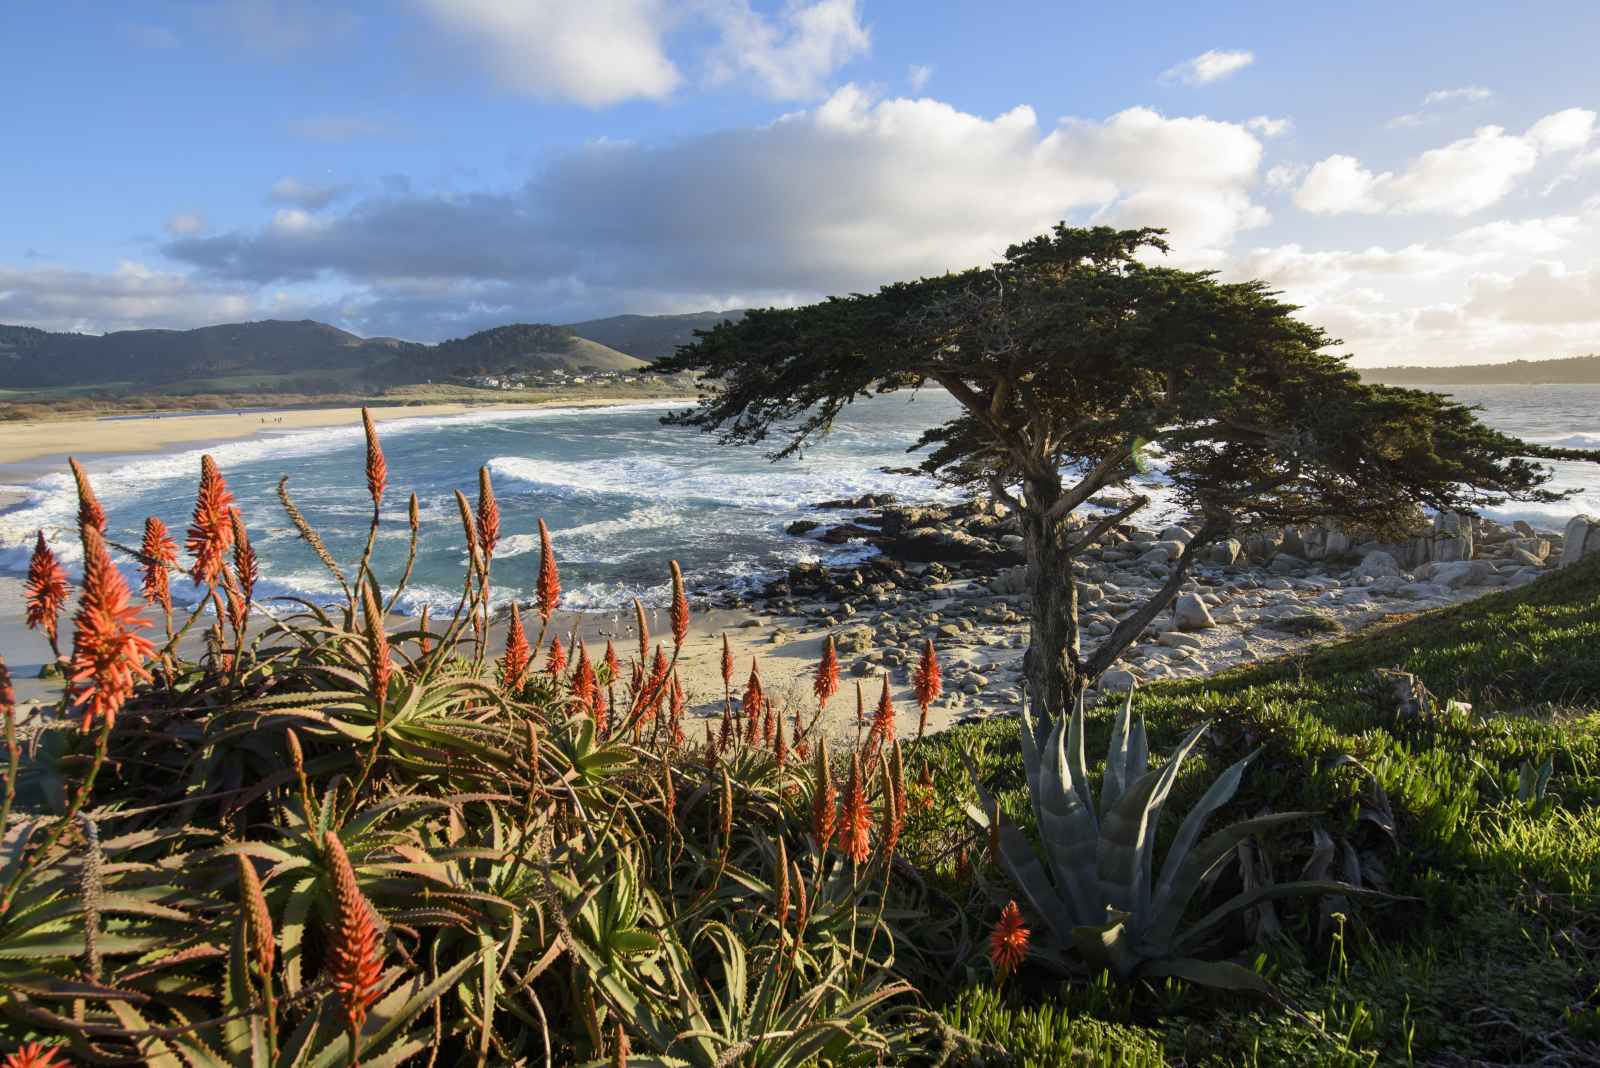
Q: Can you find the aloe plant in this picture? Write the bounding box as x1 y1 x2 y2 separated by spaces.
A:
968 689 1365 990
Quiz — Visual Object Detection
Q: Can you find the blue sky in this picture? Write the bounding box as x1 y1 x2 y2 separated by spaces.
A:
3 1 1599 364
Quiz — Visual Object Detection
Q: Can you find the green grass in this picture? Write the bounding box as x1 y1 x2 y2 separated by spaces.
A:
913 554 1600 1065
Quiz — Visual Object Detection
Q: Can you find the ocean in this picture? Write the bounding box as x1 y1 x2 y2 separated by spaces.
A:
1 385 1597 619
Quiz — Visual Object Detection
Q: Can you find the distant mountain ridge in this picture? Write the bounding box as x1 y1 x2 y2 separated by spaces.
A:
0 317 664 390
1361 353 1600 385
563 311 746 361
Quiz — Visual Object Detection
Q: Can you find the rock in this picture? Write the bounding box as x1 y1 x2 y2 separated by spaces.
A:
1159 525 1193 544
1419 560 1493 589
1507 547 1545 568
1158 630 1206 649
988 565 1029 596
833 625 874 654
1172 593 1216 631
1509 537 1550 562
1431 511 1474 562
1513 520 1537 538
1099 669 1137 692
1268 553 1308 575
816 493 897 510
1559 515 1600 568
785 520 821 536
1205 539 1242 566
1355 551 1402 580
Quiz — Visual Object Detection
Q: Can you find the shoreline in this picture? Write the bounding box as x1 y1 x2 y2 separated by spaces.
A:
0 392 689 511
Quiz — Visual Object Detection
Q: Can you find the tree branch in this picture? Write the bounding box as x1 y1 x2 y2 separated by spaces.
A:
1083 520 1225 681
1046 448 1134 523
1062 495 1149 556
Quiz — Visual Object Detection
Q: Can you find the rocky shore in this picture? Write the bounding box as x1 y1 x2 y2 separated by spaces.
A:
701 496 1600 728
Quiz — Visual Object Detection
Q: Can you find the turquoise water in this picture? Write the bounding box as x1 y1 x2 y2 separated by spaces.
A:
2 384 1596 614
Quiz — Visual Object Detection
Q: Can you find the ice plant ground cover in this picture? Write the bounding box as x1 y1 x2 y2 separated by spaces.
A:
0 412 1594 1065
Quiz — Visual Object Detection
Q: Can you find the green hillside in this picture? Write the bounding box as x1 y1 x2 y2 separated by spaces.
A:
1362 352 1600 385
564 310 745 361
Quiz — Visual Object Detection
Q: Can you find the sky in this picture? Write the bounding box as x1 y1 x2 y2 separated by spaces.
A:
3 1 1599 366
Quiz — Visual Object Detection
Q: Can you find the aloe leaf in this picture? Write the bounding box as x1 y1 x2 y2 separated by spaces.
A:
1034 715 1100 925
964 801 1070 939
306 952 481 1068
1069 910 1139 978
1171 879 1380 957
1018 703 1044 821
1066 697 1093 815
1100 689 1135 813
1147 812 1315 946
1128 715 1149 784
1146 746 1260 935
1095 766 1163 915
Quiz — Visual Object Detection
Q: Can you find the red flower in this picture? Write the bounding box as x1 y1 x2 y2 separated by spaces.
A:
604 639 621 684
883 742 907 856
361 407 387 509
773 710 788 766
868 677 896 753
840 753 872 865
69 456 106 534
668 560 689 649
477 467 499 559
1 1042 71 1068
536 519 560 621
720 632 733 689
361 582 390 706
633 598 650 668
572 638 597 708
230 510 257 602
24 531 70 646
69 525 154 733
913 639 941 740
186 455 236 586
814 634 840 709
502 602 531 685
138 518 176 615
742 660 763 721
237 855 275 978
323 833 385 1057
545 634 567 676
989 900 1030 979
810 736 836 849
644 644 669 721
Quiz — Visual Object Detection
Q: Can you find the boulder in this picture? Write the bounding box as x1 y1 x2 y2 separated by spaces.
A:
1159 525 1194 544
1559 515 1600 568
1431 511 1475 562
785 520 820 536
988 565 1029 596
1418 560 1493 589
833 625 874 655
1172 593 1216 630
1268 553 1307 575
1099 669 1137 692
1509 537 1550 562
1355 551 1402 580
1205 539 1242 566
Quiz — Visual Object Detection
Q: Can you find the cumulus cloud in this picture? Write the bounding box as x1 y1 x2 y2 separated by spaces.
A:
0 262 255 334
414 0 867 106
908 63 933 91
161 89 1269 336
1466 261 1600 323
1159 49 1254 86
1296 110 1595 215
704 0 871 99
267 177 351 211
284 116 387 142
164 212 208 237
1246 115 1291 137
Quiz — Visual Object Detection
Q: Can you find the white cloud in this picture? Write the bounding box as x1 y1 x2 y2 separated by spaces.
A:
1466 261 1600 323
267 177 350 211
1159 49 1254 86
1246 115 1291 137
705 0 871 99
415 0 867 106
164 212 208 237
907 63 933 92
1265 163 1306 189
1423 86 1493 106
415 0 681 107
162 90 1269 336
0 262 255 334
284 116 387 142
1527 107 1596 152
1296 110 1594 216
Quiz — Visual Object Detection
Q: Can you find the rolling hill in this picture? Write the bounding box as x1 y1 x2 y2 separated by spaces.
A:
563 311 744 361
1360 353 1600 385
0 319 643 392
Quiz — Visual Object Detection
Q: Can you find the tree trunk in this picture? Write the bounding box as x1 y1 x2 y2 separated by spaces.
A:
1019 484 1085 722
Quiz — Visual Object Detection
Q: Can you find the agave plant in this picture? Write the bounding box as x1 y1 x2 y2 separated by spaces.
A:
967 689 1367 990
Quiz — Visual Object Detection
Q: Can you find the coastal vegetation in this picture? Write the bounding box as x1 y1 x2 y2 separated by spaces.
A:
0 408 1596 1065
1361 352 1600 386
